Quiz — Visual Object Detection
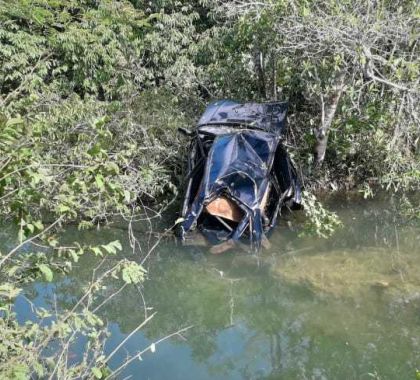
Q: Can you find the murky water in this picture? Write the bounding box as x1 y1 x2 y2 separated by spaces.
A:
9 194 420 379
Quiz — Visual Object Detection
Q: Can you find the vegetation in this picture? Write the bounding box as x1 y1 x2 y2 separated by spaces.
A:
0 0 418 378
205 0 419 191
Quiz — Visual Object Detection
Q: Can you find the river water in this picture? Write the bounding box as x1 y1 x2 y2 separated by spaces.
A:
11 194 420 379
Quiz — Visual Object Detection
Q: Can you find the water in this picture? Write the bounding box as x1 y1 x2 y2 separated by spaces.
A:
9 195 420 379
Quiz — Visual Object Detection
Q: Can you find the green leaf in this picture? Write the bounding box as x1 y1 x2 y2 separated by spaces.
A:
95 174 105 190
124 190 131 203
91 247 103 256
105 162 120 174
57 204 70 213
38 264 53 282
26 223 34 233
9 363 29 380
18 228 26 242
121 262 146 284
7 265 20 277
92 367 103 379
33 220 44 230
6 117 24 127
88 144 102 157
101 240 122 255
33 362 45 377
0 283 22 299
110 240 122 251
93 116 109 129
69 249 79 263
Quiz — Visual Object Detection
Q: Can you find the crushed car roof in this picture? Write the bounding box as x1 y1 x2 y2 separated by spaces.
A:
197 99 288 134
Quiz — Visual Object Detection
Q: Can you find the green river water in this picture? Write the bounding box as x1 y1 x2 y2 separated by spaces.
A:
9 194 420 379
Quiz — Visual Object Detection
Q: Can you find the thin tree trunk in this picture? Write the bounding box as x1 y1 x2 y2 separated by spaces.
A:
272 55 277 101
314 72 346 166
254 50 266 99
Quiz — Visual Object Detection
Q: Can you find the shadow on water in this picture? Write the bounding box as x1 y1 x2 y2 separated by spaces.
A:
10 194 420 379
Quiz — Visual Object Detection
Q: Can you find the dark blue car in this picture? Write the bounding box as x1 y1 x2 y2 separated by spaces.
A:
177 100 302 254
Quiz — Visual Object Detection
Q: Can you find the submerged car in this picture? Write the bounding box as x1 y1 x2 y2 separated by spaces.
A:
177 99 302 253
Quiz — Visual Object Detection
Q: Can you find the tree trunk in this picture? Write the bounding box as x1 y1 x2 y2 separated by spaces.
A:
254 50 266 99
314 73 346 166
272 55 277 101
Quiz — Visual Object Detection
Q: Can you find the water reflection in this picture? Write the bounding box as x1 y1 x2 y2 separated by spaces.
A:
11 194 420 379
